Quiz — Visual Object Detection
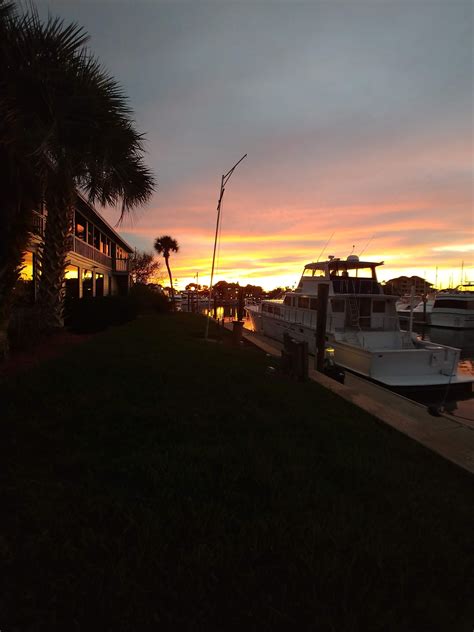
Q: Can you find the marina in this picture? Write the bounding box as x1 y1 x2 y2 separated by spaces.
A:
244 255 473 396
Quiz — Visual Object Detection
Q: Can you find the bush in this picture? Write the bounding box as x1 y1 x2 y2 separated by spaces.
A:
8 305 45 350
129 283 170 314
65 296 138 334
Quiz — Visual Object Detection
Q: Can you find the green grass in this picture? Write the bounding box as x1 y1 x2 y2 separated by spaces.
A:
1 313 473 631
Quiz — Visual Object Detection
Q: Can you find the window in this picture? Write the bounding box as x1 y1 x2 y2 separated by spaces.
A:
75 213 86 240
95 273 104 297
82 269 93 297
298 297 309 309
100 233 107 254
433 299 469 310
20 251 34 280
65 265 79 299
310 298 318 310
94 229 100 251
284 295 292 306
331 299 345 313
17 251 35 303
372 300 385 313
87 223 94 245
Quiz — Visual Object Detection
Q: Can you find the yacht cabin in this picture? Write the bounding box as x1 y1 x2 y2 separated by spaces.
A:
262 255 398 333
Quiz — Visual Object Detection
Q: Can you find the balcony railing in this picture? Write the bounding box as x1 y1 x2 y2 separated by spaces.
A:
72 236 112 268
71 236 130 273
31 210 45 237
113 257 130 273
332 278 381 295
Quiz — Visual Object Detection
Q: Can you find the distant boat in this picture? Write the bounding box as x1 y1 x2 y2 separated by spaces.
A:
246 255 472 392
430 285 474 329
396 294 435 325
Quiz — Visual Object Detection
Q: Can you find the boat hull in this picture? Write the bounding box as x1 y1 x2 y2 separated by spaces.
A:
245 308 472 389
429 311 474 329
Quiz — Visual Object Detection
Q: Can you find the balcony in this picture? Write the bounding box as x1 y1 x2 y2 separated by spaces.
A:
71 236 130 273
72 236 112 268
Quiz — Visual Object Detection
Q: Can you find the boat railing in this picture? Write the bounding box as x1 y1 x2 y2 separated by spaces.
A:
331 278 381 295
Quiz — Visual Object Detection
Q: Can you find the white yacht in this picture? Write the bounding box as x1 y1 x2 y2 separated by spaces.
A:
429 285 474 329
246 256 473 390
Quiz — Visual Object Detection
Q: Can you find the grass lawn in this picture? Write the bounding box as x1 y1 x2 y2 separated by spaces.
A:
1 313 473 631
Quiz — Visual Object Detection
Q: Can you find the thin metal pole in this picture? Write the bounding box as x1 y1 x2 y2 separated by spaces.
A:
205 154 247 339
205 175 225 339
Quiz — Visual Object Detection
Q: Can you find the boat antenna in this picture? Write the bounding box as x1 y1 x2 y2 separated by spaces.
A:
316 232 334 262
359 234 375 258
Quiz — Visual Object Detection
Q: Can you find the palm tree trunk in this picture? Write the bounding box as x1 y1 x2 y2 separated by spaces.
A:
165 256 175 310
37 187 75 330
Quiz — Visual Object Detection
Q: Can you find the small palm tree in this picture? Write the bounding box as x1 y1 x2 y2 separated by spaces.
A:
154 236 179 308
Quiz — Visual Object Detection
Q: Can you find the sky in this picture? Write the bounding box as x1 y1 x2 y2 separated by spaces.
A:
37 0 473 290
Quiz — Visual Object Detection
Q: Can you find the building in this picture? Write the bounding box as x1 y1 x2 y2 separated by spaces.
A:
21 193 132 301
384 275 433 296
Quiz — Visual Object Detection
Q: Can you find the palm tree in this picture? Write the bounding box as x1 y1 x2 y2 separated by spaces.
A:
154 236 179 308
0 3 155 336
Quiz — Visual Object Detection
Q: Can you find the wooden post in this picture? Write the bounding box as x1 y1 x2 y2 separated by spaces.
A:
315 283 329 372
237 287 245 322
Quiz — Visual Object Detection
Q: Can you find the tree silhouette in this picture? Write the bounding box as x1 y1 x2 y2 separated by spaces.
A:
0 1 155 335
154 236 179 308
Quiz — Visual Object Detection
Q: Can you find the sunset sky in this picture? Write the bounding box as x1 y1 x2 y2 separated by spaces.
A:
39 0 473 290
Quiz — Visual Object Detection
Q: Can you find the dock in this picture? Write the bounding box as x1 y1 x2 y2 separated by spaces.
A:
228 323 474 475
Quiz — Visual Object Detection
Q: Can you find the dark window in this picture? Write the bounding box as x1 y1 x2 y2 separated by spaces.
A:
87 223 94 245
310 298 318 310
331 299 345 313
284 296 292 306
95 273 104 297
75 213 86 240
82 269 93 297
94 229 100 250
298 297 309 309
372 300 386 313
433 299 468 310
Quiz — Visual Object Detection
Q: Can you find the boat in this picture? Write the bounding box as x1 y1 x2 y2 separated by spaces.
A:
429 285 474 329
245 255 473 392
396 294 434 325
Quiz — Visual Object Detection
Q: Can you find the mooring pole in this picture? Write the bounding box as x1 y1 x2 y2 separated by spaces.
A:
315 284 329 372
408 284 415 337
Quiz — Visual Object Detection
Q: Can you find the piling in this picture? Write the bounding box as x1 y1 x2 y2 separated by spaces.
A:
315 283 329 372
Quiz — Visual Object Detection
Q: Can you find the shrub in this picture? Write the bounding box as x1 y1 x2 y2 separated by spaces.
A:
65 296 138 334
8 305 45 350
129 283 170 314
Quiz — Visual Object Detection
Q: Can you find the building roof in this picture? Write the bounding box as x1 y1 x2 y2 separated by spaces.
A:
386 275 433 286
76 193 134 253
